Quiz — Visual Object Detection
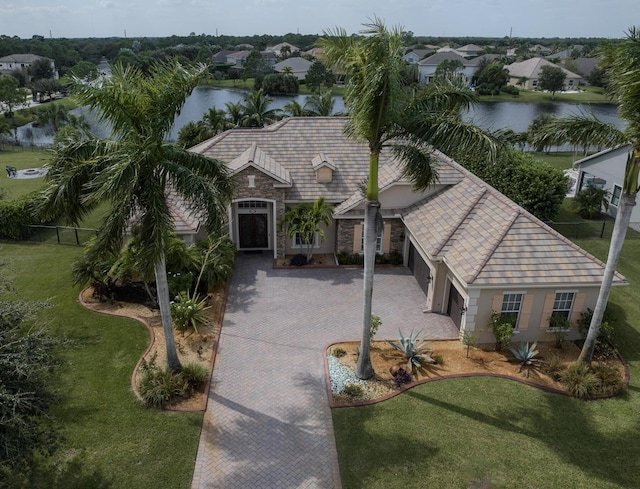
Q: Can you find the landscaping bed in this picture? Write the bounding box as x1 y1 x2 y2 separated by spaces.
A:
327 340 628 406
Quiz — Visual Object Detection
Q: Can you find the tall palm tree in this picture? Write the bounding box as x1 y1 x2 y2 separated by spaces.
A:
321 18 497 379
38 60 234 370
538 27 640 364
242 89 280 127
307 89 335 116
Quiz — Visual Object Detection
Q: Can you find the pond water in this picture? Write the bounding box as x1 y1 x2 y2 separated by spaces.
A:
8 87 622 146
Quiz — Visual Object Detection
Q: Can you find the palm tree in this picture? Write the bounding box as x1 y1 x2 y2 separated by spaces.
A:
35 103 69 133
225 101 245 127
307 89 335 116
282 99 310 118
321 18 497 379
281 198 333 262
241 89 280 127
538 27 640 364
38 60 234 370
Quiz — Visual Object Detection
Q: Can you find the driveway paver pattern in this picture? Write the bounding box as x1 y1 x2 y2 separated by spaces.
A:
191 253 459 489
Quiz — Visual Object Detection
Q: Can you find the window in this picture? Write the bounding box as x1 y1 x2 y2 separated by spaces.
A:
550 292 575 328
532 79 538 87
611 184 622 207
360 224 383 254
500 293 524 329
293 232 318 248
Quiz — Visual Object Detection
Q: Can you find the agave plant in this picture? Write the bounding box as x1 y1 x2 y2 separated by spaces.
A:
509 342 539 376
386 329 434 373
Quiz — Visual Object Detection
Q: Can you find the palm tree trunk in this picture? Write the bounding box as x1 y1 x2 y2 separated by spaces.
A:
578 192 636 363
154 252 182 370
356 200 379 379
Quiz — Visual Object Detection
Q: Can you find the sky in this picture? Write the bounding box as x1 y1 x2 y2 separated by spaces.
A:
0 0 636 40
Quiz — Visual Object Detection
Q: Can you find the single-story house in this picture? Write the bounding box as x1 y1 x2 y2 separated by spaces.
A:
573 144 640 225
188 117 626 344
273 57 313 80
417 52 476 85
506 57 582 90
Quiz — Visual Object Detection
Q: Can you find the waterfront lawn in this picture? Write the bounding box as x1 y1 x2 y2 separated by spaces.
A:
478 85 610 104
1 242 203 488
333 227 640 489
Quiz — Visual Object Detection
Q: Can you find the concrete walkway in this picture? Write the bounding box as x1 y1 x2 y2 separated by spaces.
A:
191 253 459 489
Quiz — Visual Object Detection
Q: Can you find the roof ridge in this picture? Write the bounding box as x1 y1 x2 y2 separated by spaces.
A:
468 209 521 284
433 186 488 256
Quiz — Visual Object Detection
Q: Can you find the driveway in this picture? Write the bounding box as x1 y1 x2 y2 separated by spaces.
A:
191 253 459 489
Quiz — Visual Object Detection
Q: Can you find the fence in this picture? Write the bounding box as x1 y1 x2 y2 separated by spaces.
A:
546 221 640 240
22 225 98 246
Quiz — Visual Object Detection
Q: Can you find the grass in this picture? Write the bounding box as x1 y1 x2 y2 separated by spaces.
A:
533 151 586 171
0 147 51 200
1 242 203 488
478 85 611 104
333 208 640 489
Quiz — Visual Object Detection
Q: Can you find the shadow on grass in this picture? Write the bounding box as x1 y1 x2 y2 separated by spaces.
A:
404 387 640 488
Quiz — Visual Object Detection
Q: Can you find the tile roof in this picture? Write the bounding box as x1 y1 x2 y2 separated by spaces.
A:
506 57 581 79
191 117 623 287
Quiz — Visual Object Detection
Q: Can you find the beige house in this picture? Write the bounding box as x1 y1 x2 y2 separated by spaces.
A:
506 57 582 90
0 53 58 79
189 117 625 343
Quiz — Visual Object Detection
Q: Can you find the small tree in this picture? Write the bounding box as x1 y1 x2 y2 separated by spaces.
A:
281 197 333 262
539 65 566 100
489 311 514 352
305 61 334 92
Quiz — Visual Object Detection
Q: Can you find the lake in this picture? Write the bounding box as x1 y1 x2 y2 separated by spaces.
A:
10 86 621 145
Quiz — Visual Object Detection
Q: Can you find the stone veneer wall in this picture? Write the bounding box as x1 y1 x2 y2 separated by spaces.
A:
233 169 287 258
335 218 405 257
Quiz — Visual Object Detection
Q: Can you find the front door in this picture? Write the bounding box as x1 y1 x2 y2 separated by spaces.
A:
447 282 463 329
239 214 268 249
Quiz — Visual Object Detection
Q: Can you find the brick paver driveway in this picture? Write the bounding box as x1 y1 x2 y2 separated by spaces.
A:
191 253 459 489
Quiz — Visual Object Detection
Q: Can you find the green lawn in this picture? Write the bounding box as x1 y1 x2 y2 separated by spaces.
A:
333 224 640 488
1 242 203 488
0 147 51 200
478 85 611 104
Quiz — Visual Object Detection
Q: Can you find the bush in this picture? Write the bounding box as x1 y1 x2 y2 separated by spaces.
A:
370 314 381 344
393 367 413 387
0 191 47 239
179 362 209 390
500 85 519 96
388 250 403 265
342 383 363 397
489 311 514 352
290 254 307 266
560 362 600 398
577 308 618 359
573 185 609 219
336 252 364 265
170 291 210 334
167 271 193 298
543 352 565 381
591 363 625 396
332 347 346 358
138 367 188 408
387 329 434 373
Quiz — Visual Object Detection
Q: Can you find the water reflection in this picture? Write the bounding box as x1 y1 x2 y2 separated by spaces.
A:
7 87 621 146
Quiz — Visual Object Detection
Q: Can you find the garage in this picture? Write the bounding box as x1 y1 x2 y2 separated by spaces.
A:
447 282 464 329
408 242 430 298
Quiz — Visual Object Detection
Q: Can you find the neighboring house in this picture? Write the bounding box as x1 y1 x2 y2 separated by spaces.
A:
403 49 434 65
530 44 552 54
506 57 582 90
418 52 476 84
0 53 58 79
225 50 252 67
266 42 299 57
212 49 233 65
188 117 625 344
273 57 313 80
225 50 276 68
436 46 469 57
573 144 640 224
457 44 484 57
302 47 325 60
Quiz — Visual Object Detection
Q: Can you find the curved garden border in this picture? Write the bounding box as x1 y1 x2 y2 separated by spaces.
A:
324 342 630 408
78 281 230 412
